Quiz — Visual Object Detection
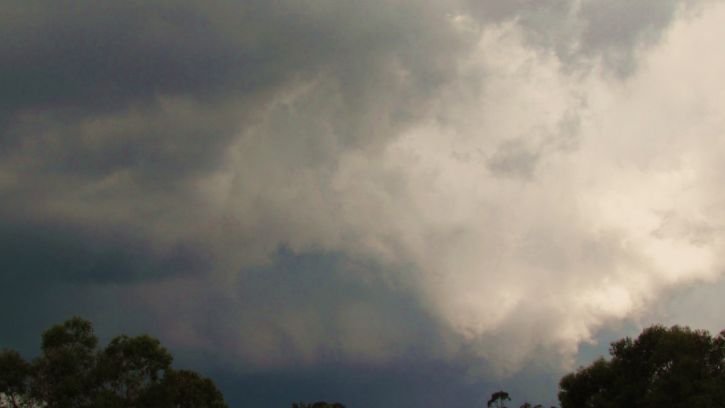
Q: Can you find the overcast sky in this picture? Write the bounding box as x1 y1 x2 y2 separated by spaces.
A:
2 1 725 406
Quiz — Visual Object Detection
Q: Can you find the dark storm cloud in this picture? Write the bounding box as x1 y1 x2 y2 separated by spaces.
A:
212 360 503 408
131 248 460 368
0 0 479 293
0 99 244 187
0 248 503 406
0 0 324 113
0 0 470 116
0 217 209 284
0 0 472 215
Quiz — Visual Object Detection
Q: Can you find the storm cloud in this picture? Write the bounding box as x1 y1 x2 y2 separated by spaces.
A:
2 0 725 406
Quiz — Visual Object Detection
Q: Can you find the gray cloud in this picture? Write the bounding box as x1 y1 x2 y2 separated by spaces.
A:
0 217 210 284
0 1 331 113
575 0 683 74
461 0 707 75
486 139 541 179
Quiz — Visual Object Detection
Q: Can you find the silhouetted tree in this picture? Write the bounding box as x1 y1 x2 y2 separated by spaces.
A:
94 333 177 407
142 369 228 408
488 390 511 408
292 402 346 408
0 317 228 408
559 325 725 408
0 349 32 407
32 317 98 407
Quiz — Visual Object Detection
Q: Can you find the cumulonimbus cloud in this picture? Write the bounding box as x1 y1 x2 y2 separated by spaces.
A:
201 2 725 372
1 0 723 375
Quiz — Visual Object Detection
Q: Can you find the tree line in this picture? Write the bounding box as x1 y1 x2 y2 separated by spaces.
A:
558 325 725 408
487 325 725 408
0 317 227 408
2 319 724 407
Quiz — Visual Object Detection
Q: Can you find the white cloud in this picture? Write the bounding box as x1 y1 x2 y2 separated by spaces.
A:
196 2 725 373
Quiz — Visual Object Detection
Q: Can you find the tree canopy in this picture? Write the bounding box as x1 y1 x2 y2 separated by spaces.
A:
558 325 725 408
5 319 723 408
487 390 511 408
291 402 346 408
0 317 228 408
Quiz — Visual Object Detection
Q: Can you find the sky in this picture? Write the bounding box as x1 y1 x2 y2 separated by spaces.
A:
2 1 725 406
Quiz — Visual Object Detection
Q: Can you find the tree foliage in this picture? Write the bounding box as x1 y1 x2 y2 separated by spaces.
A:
291 402 346 408
33 317 99 407
0 349 32 408
95 334 173 406
488 390 511 408
0 317 228 408
558 325 725 408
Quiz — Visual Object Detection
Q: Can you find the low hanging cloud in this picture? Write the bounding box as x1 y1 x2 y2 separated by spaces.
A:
2 0 724 378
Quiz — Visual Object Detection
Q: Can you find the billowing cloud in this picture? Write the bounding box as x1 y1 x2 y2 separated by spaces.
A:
2 1 724 399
